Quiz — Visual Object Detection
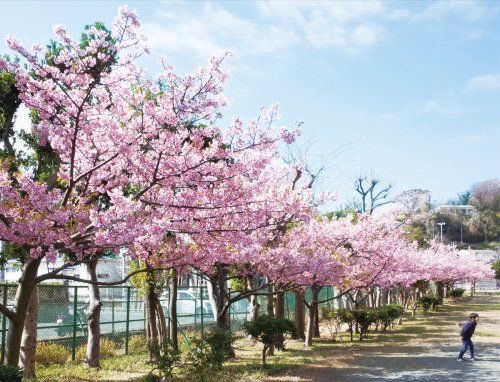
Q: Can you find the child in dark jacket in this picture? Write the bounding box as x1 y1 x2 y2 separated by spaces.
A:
457 313 479 361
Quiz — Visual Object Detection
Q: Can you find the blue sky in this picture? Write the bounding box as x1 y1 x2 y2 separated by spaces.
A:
1 0 499 208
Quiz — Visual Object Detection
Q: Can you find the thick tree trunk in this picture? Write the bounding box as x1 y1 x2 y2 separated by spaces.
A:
381 289 389 306
5 257 41 367
294 291 305 340
275 290 285 319
247 276 260 321
313 302 320 337
85 260 101 368
209 266 230 330
169 270 178 351
305 286 320 347
248 294 260 321
19 285 38 377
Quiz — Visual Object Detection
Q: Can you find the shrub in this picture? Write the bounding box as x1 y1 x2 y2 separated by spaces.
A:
418 294 441 312
185 328 234 381
0 365 22 382
100 338 117 358
75 344 86 361
128 335 148 354
449 288 466 300
320 306 344 341
75 338 117 362
149 340 181 382
336 308 356 342
36 342 70 365
242 315 296 366
376 305 405 331
352 308 378 340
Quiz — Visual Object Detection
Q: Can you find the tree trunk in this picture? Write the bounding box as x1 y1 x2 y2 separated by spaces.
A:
85 260 101 368
209 266 230 330
294 291 305 340
146 271 159 360
275 290 285 319
266 284 275 355
248 294 260 321
305 286 320 347
313 302 320 337
5 257 41 367
169 270 178 351
262 345 268 367
19 285 38 377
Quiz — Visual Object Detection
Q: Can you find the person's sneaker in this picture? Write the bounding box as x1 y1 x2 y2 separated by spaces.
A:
470 357 478 361
457 358 464 361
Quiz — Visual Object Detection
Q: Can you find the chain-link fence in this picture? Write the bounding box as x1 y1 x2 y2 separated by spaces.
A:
0 283 336 361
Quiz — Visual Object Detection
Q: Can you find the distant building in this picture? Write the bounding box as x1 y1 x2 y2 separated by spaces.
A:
434 204 476 216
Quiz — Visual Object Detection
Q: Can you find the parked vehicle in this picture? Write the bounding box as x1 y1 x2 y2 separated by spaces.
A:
161 290 213 315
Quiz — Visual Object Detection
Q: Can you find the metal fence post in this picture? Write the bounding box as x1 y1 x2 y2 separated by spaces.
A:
111 292 115 333
72 286 78 361
1 284 7 363
125 286 131 355
200 285 204 336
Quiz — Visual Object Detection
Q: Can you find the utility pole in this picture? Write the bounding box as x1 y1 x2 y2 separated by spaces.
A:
438 222 446 243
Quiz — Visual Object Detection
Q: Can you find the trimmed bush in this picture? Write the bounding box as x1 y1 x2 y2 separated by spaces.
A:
128 335 148 354
449 288 466 300
242 315 296 366
419 294 442 312
0 365 22 382
36 342 70 365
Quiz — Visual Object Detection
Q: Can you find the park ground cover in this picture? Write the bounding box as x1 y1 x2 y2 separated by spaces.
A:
32 292 500 382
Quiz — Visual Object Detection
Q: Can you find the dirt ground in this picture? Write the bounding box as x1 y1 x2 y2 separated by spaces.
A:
263 294 500 382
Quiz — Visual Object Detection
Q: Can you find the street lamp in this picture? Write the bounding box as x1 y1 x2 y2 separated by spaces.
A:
437 222 446 243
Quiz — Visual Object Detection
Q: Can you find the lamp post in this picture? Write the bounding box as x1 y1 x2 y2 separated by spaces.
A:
438 222 446 243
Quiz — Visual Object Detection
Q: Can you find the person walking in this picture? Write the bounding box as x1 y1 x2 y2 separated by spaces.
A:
457 312 479 361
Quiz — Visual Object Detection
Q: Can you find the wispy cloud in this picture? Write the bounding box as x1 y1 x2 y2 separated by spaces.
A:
467 73 500 91
143 1 389 59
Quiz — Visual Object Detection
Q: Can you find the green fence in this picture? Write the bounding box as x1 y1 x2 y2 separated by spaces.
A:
0 283 337 361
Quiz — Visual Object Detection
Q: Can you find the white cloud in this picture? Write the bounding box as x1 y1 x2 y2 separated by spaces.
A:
143 4 298 59
143 1 389 59
421 100 461 116
416 0 490 22
467 73 500 91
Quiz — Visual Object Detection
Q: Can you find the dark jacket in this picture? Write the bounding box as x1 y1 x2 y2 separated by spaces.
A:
460 320 477 339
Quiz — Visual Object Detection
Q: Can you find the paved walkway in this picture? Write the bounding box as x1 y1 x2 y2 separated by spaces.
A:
265 294 500 382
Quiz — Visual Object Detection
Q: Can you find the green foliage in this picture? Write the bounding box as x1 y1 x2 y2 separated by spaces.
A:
404 225 428 248
0 364 23 382
128 335 148 354
418 294 442 312
148 329 234 381
374 304 405 330
148 340 181 382
36 342 70 365
325 305 405 341
0 66 20 158
492 260 500 279
320 306 344 340
243 315 296 365
449 288 466 300
186 328 234 379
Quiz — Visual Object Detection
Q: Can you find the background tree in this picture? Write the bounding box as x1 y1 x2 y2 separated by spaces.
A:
353 173 392 214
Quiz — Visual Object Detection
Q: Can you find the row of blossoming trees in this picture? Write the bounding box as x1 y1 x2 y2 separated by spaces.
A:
0 7 493 377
